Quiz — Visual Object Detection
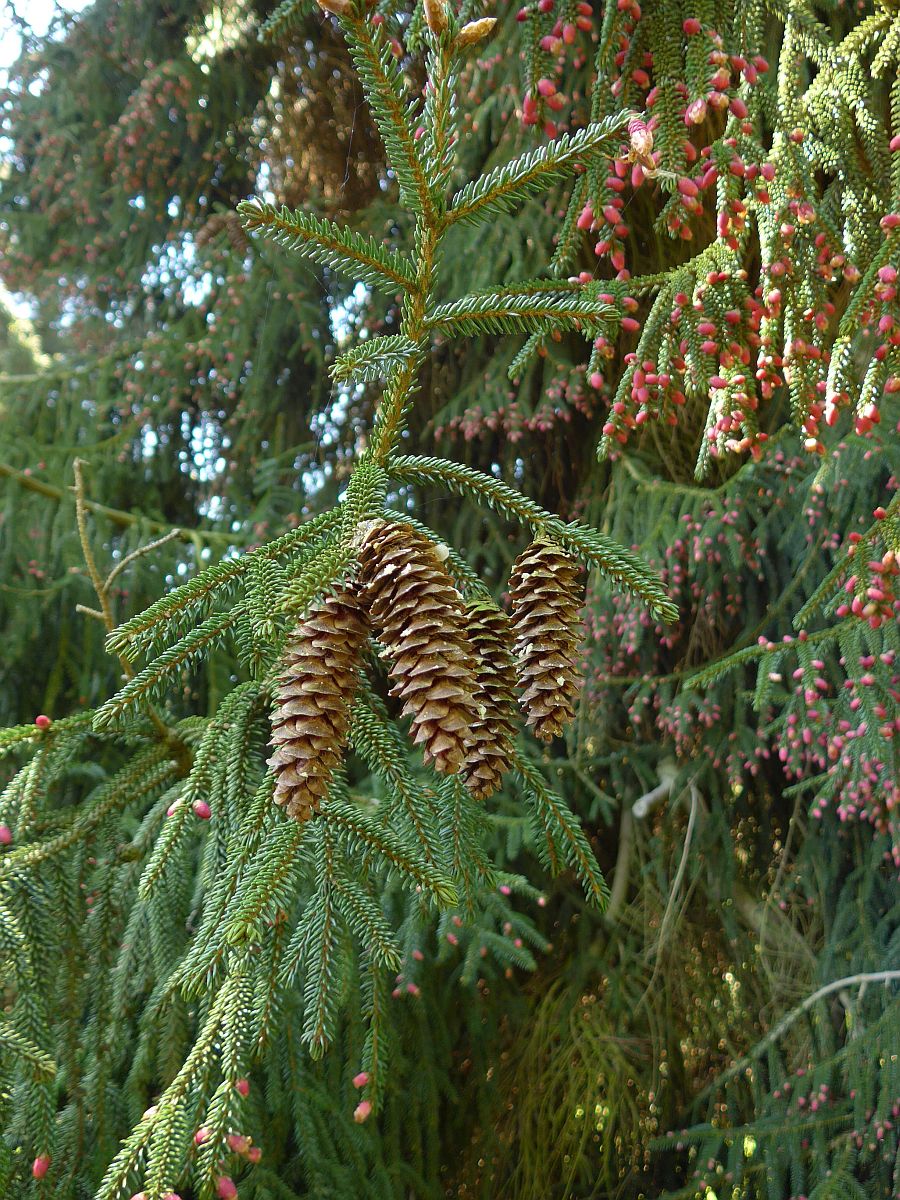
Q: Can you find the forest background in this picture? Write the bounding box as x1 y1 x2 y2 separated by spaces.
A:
0 0 898 1197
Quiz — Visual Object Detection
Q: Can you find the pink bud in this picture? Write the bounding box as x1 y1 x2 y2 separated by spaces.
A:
354 1100 373 1123
226 1133 251 1155
891 134 900 152
216 1178 238 1199
235 1078 250 1097
353 1071 370 1088
32 1156 50 1180
194 1126 211 1145
34 715 51 730
0 825 12 846
682 17 701 34
685 98 707 125
536 78 556 97
192 799 212 820
576 205 594 230
246 1147 262 1164
881 213 900 231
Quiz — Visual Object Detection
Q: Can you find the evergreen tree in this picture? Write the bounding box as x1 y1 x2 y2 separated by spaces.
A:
0 0 897 1197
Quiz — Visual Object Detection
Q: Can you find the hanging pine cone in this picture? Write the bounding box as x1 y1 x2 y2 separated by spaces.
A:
267 587 369 821
195 210 251 255
508 539 583 742
462 602 518 800
358 520 478 775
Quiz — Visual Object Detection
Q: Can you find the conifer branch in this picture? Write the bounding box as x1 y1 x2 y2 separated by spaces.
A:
0 746 178 872
0 1020 57 1081
258 0 306 41
694 971 900 1104
426 291 614 338
331 335 423 385
515 755 609 909
319 797 458 906
94 612 237 728
340 16 435 223
386 454 678 619
350 687 443 865
107 510 339 659
446 114 632 226
238 200 417 293
332 869 402 971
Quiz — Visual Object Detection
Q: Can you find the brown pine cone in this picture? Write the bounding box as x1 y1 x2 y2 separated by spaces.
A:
358 520 478 775
267 587 369 821
195 211 251 255
508 540 583 741
462 602 518 800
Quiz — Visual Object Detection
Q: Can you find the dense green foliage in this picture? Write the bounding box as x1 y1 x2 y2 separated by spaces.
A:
0 0 898 1197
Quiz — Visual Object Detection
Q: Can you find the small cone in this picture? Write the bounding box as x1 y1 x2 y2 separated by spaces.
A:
195 211 251 255
508 540 583 741
358 521 478 775
462 602 517 800
268 588 369 821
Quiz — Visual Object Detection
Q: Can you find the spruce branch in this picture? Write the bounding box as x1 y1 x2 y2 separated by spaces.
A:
386 455 678 619
339 16 435 223
331 335 423 385
332 869 402 971
319 796 457 906
94 611 236 729
420 27 458 202
0 746 179 873
693 971 900 1105
515 755 609 909
224 822 306 945
0 1019 57 1081
274 536 356 614
426 291 615 338
350 686 444 865
446 113 632 226
238 200 417 293
258 0 306 41
107 510 340 659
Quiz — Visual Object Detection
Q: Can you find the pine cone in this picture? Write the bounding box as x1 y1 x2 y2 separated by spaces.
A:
268 588 369 821
462 602 517 800
196 211 251 255
508 540 583 741
358 521 478 775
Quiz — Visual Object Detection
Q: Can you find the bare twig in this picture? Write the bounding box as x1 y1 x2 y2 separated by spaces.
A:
104 528 181 592
0 459 232 544
695 971 900 1103
72 459 171 742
